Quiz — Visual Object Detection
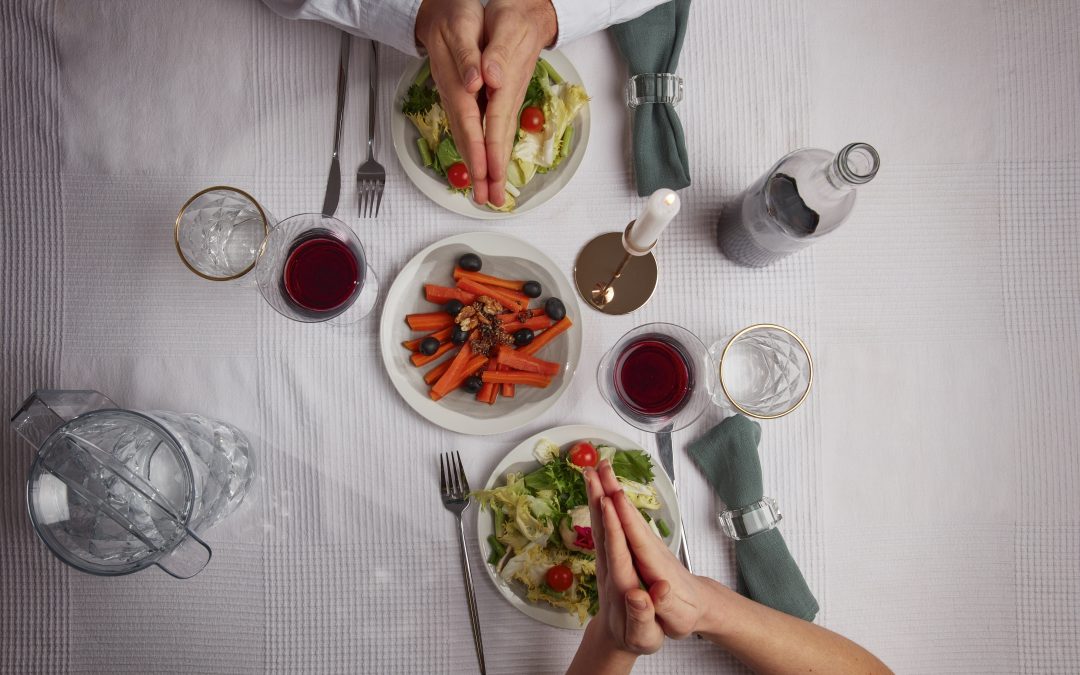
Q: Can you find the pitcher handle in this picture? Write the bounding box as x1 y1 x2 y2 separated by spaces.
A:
155 529 213 579
10 390 118 449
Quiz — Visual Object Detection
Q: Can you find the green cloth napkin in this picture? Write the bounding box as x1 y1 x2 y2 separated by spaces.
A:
609 0 692 196
688 415 819 621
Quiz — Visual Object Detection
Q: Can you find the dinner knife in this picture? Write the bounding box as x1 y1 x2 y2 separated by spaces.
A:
321 32 350 217
657 425 694 575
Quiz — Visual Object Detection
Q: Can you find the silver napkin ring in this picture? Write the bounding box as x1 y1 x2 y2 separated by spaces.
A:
718 497 783 540
626 73 684 109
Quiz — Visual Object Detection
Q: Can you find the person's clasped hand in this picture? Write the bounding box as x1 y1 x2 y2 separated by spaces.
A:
414 0 558 207
586 461 728 644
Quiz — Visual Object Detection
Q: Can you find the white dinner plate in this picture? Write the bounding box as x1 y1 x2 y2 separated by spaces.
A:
390 49 591 220
378 232 582 435
476 425 684 630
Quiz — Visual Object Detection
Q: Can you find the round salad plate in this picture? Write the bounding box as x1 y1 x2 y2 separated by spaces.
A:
379 232 582 435
390 48 591 220
477 425 684 630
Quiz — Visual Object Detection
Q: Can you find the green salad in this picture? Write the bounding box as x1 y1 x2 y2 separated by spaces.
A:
474 438 671 624
401 58 589 212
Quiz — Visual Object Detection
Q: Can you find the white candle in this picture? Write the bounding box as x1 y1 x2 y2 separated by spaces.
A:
624 189 681 255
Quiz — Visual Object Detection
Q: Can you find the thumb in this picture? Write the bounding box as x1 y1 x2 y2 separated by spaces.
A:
623 588 663 654
480 22 515 89
649 580 695 640
444 29 483 94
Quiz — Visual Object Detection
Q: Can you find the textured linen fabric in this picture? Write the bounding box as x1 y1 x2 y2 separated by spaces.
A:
610 0 692 196
688 414 818 621
261 0 668 58
2 1 1080 673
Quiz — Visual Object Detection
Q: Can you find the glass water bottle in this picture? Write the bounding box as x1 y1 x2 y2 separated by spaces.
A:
717 142 880 267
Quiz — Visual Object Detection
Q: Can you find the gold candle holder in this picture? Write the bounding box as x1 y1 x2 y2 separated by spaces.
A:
573 221 659 315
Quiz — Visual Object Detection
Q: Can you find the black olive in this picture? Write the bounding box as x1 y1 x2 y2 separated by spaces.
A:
444 299 465 316
544 297 566 322
419 337 440 356
458 253 482 272
451 327 469 345
513 328 535 347
522 280 542 298
462 375 484 393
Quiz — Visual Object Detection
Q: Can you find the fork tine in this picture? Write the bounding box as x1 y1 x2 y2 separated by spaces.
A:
367 184 374 218
374 185 383 218
450 451 461 497
455 451 470 493
364 183 372 218
439 453 448 497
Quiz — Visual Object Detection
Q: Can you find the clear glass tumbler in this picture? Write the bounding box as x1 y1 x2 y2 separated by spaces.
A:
174 186 275 281
254 213 379 324
708 324 813 419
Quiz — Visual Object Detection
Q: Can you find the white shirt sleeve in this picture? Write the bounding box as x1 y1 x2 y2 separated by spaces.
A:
548 0 670 47
261 0 423 57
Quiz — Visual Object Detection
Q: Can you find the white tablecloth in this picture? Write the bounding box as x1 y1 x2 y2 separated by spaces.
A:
3 0 1079 672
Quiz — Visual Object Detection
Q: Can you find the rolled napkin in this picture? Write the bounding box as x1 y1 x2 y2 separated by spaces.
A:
688 414 819 621
610 0 693 196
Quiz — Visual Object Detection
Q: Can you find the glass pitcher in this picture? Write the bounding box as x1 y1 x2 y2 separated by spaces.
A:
10 390 255 578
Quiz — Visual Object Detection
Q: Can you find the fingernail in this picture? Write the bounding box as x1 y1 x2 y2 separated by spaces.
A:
487 62 502 84
464 67 478 86
628 596 647 610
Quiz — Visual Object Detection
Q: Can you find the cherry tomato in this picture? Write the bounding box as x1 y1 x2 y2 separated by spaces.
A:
520 106 545 133
568 442 598 468
447 162 471 189
546 564 574 592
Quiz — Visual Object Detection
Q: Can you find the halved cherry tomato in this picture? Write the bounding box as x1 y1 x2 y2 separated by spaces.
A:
447 162 471 189
546 564 574 592
520 106 545 133
568 441 598 468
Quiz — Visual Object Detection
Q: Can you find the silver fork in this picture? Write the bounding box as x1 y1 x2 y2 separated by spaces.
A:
357 40 386 218
439 451 486 675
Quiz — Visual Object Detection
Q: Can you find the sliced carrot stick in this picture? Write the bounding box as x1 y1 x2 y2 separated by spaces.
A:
430 342 474 400
495 349 561 377
519 316 572 357
498 365 515 398
424 284 476 305
477 360 500 404
402 326 453 352
453 267 526 291
430 355 488 400
481 371 552 388
456 278 528 312
423 357 454 385
406 312 454 331
410 341 454 367
502 316 553 334
498 308 545 324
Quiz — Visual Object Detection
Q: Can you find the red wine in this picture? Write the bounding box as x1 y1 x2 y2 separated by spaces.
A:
614 338 692 416
282 235 360 313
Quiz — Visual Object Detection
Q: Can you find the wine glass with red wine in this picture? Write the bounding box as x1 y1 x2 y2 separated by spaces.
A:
255 213 379 324
597 323 714 433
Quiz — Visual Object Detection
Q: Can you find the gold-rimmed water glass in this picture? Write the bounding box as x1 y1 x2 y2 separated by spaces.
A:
174 186 275 281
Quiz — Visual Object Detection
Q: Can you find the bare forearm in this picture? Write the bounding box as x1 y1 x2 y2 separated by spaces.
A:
566 621 639 675
696 578 892 675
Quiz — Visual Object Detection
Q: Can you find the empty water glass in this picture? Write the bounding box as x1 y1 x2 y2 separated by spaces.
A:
708 324 813 419
175 186 275 281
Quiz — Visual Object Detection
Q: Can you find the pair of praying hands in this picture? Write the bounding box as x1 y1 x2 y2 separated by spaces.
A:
414 0 558 208
569 461 726 673
570 461 894 675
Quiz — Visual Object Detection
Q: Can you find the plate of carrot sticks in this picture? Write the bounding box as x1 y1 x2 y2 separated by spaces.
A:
379 232 582 435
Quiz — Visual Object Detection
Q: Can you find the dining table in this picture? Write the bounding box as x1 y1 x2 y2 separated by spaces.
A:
2 0 1079 673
